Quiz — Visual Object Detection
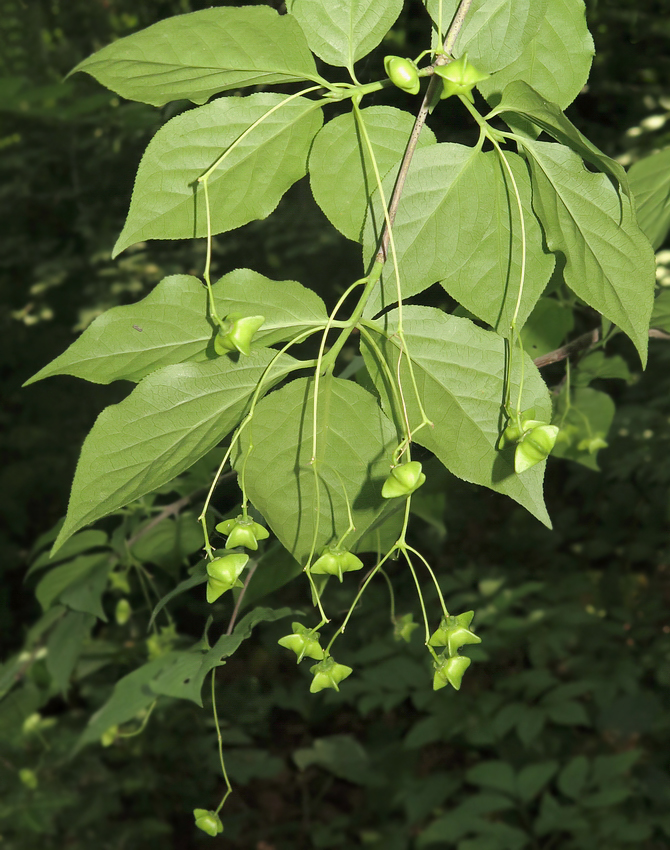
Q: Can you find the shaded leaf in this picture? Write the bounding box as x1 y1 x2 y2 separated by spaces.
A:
46 611 95 693
363 145 553 332
521 297 574 357
293 734 375 784
234 376 398 564
55 350 298 552
516 761 559 801
523 141 655 365
77 607 291 750
361 307 552 526
629 146 670 249
35 554 110 612
552 386 615 470
651 289 670 333
557 755 589 799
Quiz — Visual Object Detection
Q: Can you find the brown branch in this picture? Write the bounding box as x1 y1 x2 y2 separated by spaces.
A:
533 328 601 368
376 0 474 264
125 471 236 550
534 326 670 369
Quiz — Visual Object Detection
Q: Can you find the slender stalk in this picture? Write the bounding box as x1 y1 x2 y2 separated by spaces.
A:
376 0 475 264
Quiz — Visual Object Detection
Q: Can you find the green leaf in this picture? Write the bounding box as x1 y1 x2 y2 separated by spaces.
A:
288 0 403 70
651 290 670 333
488 82 627 194
479 0 593 110
27 271 327 386
363 145 553 332
523 141 655 366
71 7 321 107
516 761 559 802
148 607 293 704
572 351 631 387
26 276 209 385
114 93 323 257
238 546 303 613
77 607 291 750
26 530 108 577
557 755 589 799
130 513 203 570
309 106 436 242
361 307 553 526
466 761 515 794
54 350 298 552
233 376 398 564
34 554 111 612
60 559 113 620
552 386 615 470
424 0 545 74
521 297 574 357
46 611 95 693
149 562 208 629
212 268 329 347
628 147 670 249
545 700 590 726
293 734 374 784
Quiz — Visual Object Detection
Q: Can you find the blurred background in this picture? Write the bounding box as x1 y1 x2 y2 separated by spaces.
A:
2 0 670 847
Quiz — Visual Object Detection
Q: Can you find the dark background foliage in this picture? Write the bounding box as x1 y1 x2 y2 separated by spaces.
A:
1 1 670 848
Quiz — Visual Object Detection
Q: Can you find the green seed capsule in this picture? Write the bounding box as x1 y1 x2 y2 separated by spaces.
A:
193 808 223 837
278 622 325 663
205 554 248 602
309 657 353 693
215 314 265 356
384 55 421 95
514 424 559 473
216 515 269 551
309 546 364 582
382 461 426 498
435 54 489 103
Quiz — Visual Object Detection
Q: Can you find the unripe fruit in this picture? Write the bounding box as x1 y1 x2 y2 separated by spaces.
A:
514 424 559 473
433 653 471 691
215 314 265 356
428 611 481 656
381 461 426 498
216 515 269 551
309 546 363 582
193 808 223 837
384 55 420 95
205 553 248 602
435 54 489 103
19 768 38 790
278 622 325 663
309 657 353 693
115 598 131 625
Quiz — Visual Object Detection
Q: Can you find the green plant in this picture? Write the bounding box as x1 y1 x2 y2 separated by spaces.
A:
9 0 670 842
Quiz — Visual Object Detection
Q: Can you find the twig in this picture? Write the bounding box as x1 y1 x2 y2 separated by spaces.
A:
534 326 670 368
126 471 235 550
376 0 474 263
226 562 258 635
533 328 600 368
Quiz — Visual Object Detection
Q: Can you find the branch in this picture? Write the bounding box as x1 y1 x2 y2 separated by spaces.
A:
534 326 670 369
126 471 236 550
226 562 258 635
376 0 474 263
